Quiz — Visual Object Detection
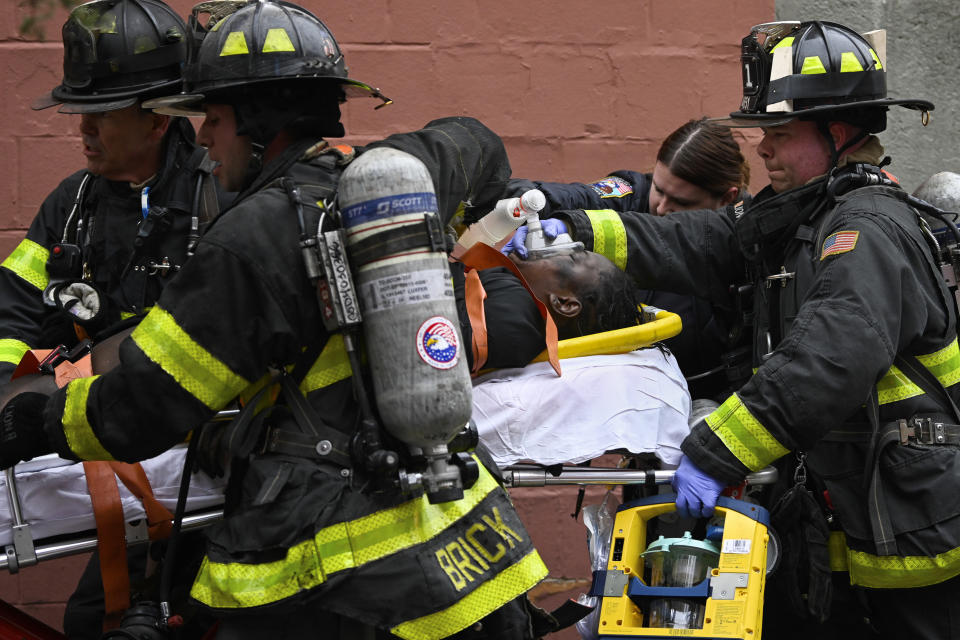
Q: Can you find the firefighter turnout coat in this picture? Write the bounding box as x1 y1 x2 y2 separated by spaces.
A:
556 163 960 590
0 119 221 379
38 117 547 639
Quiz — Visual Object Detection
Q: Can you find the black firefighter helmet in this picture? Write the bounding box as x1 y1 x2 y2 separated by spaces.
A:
33 0 189 113
144 0 391 118
713 20 933 132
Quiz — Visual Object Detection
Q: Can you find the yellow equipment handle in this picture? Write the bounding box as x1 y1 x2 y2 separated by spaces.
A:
529 306 682 363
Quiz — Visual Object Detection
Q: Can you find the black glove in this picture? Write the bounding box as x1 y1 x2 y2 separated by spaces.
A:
0 392 53 469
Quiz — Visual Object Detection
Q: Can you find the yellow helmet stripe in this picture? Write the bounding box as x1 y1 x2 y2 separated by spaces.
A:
770 36 795 52
800 55 827 74
220 31 249 56
262 28 296 53
840 51 865 72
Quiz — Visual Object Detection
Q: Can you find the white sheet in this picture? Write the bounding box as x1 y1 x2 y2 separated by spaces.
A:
0 445 226 548
472 349 691 467
0 350 691 547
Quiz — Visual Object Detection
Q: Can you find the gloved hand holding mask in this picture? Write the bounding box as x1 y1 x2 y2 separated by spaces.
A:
501 218 569 259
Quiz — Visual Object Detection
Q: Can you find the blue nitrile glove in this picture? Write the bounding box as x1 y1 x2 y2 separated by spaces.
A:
500 218 569 258
672 455 725 519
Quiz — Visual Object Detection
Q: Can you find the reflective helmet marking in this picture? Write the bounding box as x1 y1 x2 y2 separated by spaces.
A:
801 56 826 74
840 52 864 72
220 31 249 56
263 28 296 52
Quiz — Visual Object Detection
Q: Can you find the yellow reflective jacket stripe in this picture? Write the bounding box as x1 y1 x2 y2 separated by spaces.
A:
876 364 923 404
827 531 960 588
192 462 512 608
584 209 627 271
1 239 49 291
916 339 960 388
876 339 960 405
132 307 249 410
706 393 789 472
390 551 547 640
62 376 115 461
0 339 31 367
300 334 351 393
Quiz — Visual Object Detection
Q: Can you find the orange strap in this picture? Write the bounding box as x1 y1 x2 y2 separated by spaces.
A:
110 462 174 540
464 269 489 373
14 347 170 629
83 461 130 630
458 243 561 376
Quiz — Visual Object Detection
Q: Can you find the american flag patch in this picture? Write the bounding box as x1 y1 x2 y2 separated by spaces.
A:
820 231 859 260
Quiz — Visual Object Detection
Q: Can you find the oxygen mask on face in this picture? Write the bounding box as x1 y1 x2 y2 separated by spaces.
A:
523 209 583 259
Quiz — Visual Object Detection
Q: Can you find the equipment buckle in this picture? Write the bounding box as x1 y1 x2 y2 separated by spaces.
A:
38 340 92 375
899 417 947 445
765 266 795 288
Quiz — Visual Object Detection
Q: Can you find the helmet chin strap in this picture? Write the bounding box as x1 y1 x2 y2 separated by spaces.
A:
241 142 264 192
815 119 869 169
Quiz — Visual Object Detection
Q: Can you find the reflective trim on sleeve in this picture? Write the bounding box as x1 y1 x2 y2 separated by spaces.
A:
132 307 249 410
584 209 627 271
828 531 960 589
62 375 115 461
390 551 548 640
1 239 49 291
0 339 31 366
191 461 505 609
300 334 352 394
705 393 789 472
876 339 960 405
876 365 923 405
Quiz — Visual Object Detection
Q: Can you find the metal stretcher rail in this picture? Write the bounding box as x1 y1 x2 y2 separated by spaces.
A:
1 442 776 574
502 465 779 488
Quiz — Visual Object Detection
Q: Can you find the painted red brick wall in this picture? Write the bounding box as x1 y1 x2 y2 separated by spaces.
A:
0 1 773 636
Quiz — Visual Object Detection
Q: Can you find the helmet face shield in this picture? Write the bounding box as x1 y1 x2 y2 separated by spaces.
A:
60 6 112 90
33 0 189 112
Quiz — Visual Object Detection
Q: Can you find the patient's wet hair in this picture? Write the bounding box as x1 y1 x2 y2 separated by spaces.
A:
576 260 644 335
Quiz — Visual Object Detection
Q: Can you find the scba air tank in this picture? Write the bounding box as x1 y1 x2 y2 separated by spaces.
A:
338 147 472 448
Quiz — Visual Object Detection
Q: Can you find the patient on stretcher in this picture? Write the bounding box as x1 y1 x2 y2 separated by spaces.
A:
1 248 688 557
454 246 692 468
